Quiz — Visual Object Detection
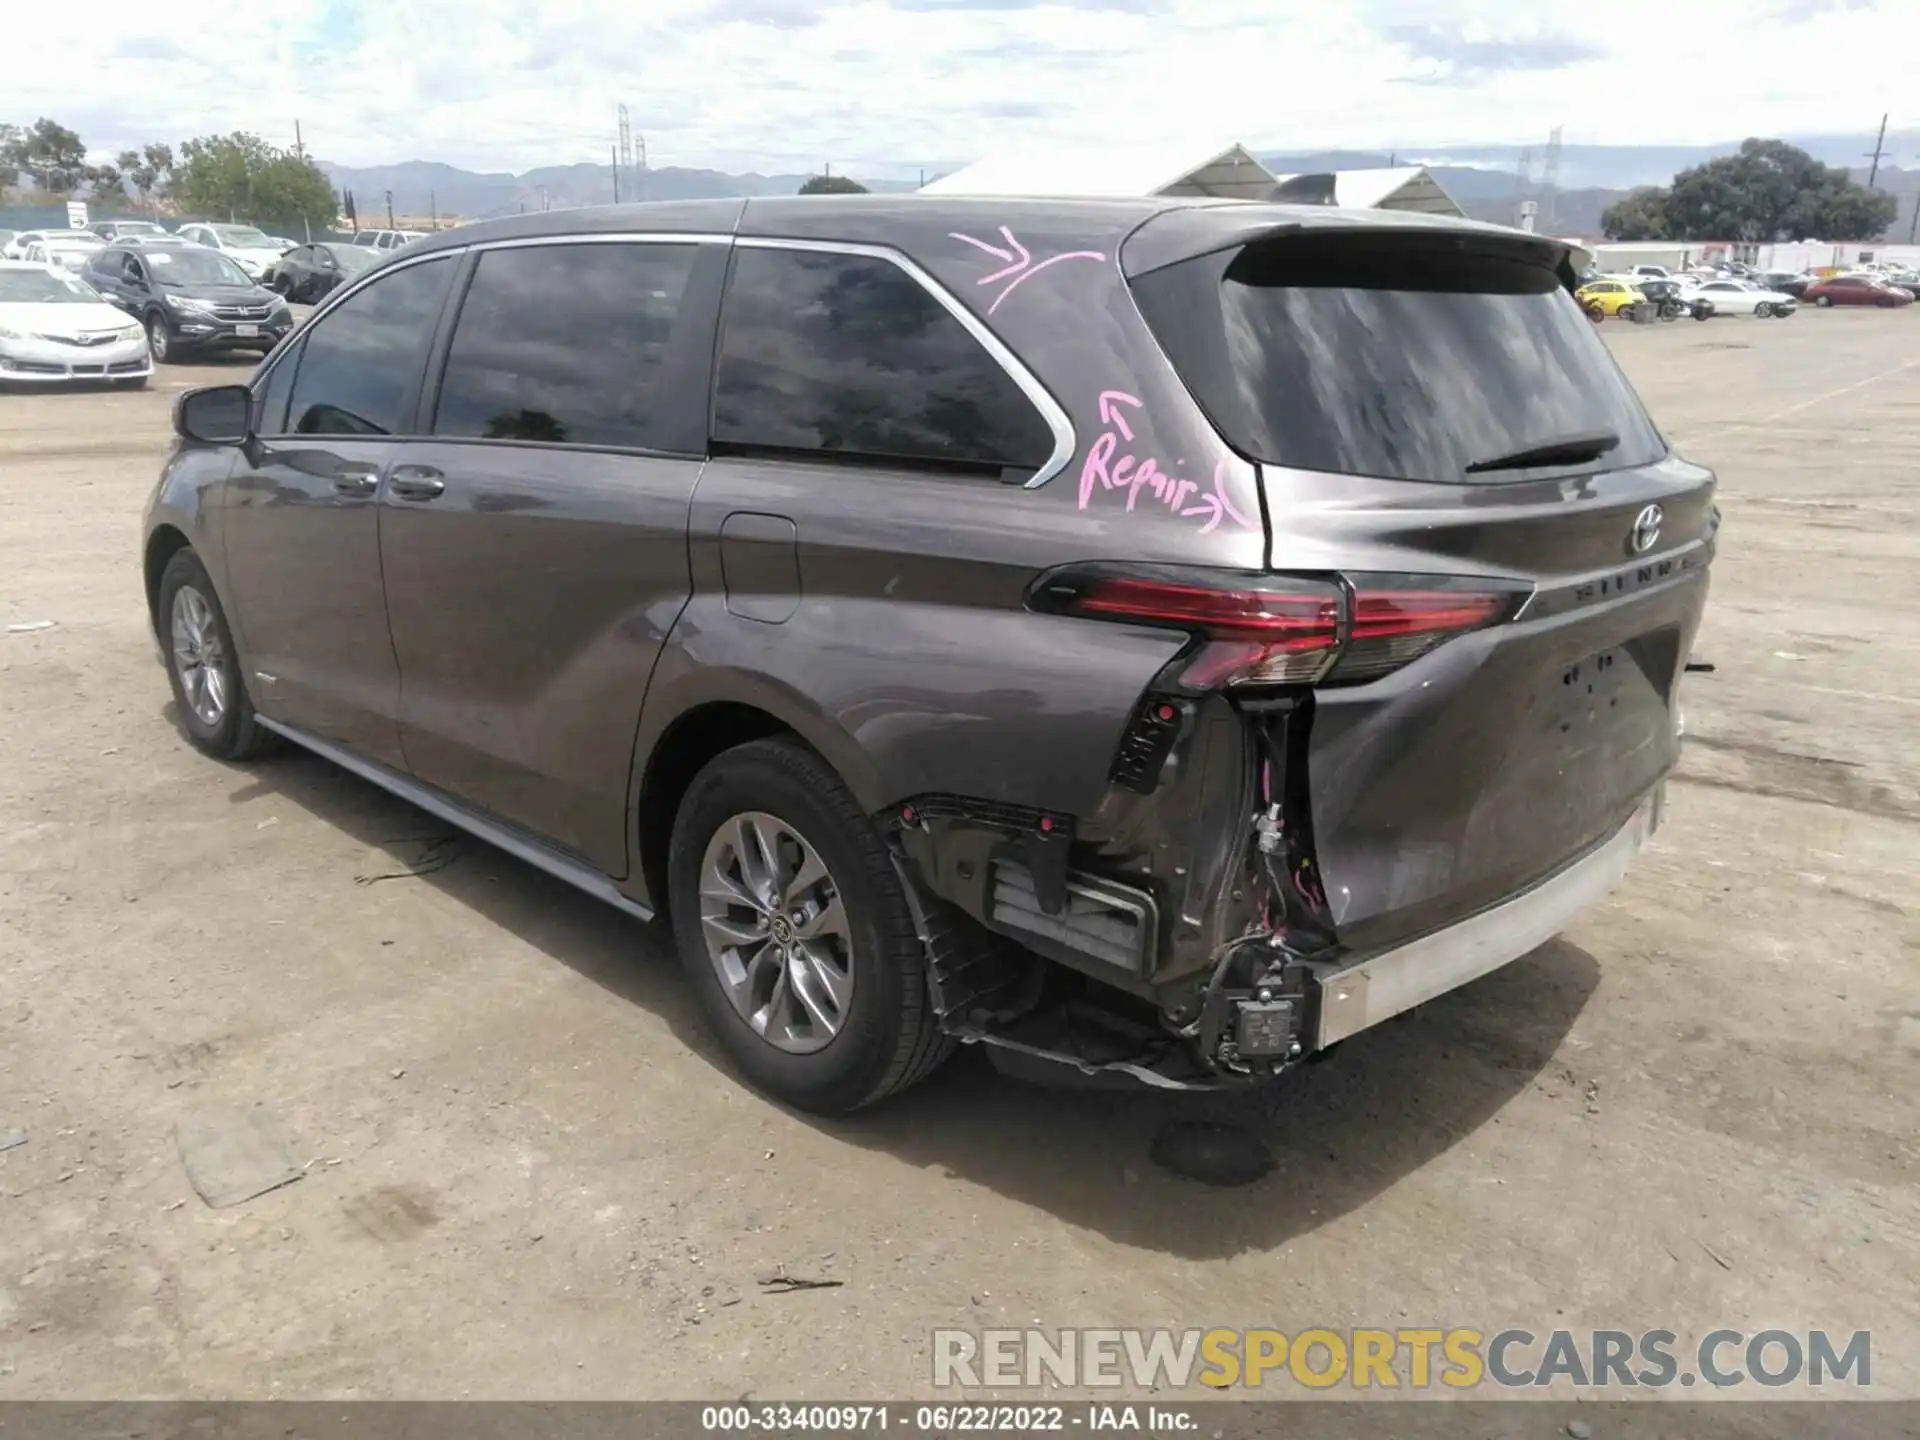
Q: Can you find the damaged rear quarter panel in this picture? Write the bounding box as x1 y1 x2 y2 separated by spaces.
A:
695 199 1272 976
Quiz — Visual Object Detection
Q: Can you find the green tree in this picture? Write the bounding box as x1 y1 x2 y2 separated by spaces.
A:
0 124 22 192
799 173 869 195
1600 186 1673 241
1600 139 1898 243
173 131 337 233
88 162 124 203
12 117 89 194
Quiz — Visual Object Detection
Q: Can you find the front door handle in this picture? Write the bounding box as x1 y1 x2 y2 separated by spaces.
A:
331 468 379 497
388 464 446 501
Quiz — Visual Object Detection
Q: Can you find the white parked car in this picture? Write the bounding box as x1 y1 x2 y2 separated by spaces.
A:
173 223 289 281
2 228 97 261
349 228 428 252
25 236 106 277
1676 277 1798 318
0 260 152 387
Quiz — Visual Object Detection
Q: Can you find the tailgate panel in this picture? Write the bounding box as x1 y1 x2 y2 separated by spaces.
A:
1305 566 1707 955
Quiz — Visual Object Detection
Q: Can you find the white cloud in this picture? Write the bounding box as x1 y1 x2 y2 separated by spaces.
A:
5 0 1910 178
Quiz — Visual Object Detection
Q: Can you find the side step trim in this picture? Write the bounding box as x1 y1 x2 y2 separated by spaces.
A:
254 716 654 923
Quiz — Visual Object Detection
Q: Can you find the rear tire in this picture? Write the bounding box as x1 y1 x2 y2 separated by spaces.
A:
157 549 272 761
1815 294 1833 307
668 738 950 1114
1754 302 1772 318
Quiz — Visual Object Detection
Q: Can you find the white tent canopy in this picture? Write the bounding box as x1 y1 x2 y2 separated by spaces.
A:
1265 166 1464 217
922 147 1468 219
920 142 1279 200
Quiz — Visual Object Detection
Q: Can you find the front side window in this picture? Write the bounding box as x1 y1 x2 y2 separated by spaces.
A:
286 257 454 437
433 242 700 451
712 247 1055 476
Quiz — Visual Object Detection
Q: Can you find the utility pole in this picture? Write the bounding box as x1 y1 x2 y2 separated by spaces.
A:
294 119 305 160
612 144 620 203
429 189 437 230
385 189 394 228
1864 113 1888 189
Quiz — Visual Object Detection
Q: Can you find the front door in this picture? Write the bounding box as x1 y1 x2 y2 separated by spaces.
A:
222 254 457 767
378 238 725 873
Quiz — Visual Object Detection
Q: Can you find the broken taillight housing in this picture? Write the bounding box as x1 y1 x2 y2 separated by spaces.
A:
1028 565 1521 690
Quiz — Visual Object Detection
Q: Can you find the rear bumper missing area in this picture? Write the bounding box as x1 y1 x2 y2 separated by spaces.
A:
1313 786 1662 1048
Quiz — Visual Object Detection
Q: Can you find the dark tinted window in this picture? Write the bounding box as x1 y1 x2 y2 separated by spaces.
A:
255 339 300 435
433 242 700 451
1131 235 1667 484
713 247 1053 474
286 257 453 436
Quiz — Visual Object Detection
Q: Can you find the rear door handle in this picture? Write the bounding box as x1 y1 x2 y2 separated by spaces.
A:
331 468 379 497
388 465 446 501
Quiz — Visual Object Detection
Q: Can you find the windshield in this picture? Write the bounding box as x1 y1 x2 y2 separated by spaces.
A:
116 222 168 235
0 269 100 303
212 226 273 247
148 249 255 286
1132 233 1667 484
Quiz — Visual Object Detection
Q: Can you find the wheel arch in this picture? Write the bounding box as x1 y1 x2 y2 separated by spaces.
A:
143 524 195 637
628 673 888 915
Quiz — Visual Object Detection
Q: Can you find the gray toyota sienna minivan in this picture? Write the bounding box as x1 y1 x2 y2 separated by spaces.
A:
143 195 1713 1113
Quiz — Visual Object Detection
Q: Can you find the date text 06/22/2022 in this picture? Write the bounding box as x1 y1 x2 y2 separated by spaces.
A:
701 1403 1200 1432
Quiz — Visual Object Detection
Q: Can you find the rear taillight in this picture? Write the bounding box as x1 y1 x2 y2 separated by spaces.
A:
1030 565 1519 690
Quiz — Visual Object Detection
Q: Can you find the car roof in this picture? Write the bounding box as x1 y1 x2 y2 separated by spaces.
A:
402 193 1567 273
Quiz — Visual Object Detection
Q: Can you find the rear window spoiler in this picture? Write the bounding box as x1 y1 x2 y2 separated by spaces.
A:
1119 203 1581 294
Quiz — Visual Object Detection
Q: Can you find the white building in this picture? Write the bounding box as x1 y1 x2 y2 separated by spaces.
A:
1265 166 1465 217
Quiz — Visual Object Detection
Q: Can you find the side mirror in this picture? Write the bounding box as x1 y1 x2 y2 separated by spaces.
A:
174 385 252 445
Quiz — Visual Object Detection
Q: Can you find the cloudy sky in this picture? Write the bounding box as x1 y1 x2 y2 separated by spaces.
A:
8 0 1910 178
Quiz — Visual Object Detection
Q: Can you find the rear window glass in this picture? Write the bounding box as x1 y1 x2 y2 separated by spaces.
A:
1131 236 1666 483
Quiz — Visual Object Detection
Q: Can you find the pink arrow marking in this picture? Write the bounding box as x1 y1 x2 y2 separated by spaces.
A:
977 226 1031 286
1097 390 1142 442
949 230 1013 263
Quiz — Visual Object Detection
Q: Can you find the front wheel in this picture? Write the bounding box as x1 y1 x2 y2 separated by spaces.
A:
1585 302 1605 323
668 738 950 1114
157 549 272 760
1815 294 1833 307
145 312 175 363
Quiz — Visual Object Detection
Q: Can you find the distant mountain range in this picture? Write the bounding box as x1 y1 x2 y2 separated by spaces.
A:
320 129 1920 240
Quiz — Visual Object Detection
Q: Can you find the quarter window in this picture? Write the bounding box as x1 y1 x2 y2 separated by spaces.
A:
433 242 701 451
712 247 1054 476
285 257 454 437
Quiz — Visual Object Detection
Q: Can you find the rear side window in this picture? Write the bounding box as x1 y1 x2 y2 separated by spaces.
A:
713 247 1054 476
1131 235 1667 484
433 242 701 452
286 257 453 437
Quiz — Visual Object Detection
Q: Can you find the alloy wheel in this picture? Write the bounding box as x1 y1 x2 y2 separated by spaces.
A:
146 314 169 361
170 584 228 727
699 810 853 1055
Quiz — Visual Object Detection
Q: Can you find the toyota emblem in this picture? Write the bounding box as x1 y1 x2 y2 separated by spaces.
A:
1629 504 1663 555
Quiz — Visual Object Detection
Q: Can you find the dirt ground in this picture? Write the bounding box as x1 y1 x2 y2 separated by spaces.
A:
0 309 1914 1404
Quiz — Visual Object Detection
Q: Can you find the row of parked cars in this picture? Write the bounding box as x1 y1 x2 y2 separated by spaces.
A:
1578 259 1917 325
0 221 430 385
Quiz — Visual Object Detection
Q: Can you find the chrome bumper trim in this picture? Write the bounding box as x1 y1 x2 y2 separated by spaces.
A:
1315 789 1659 1048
